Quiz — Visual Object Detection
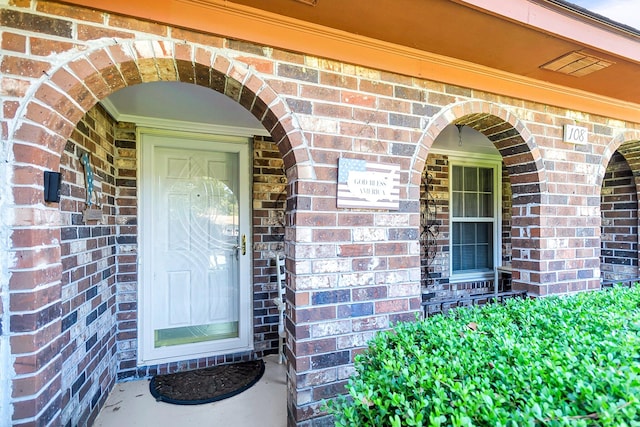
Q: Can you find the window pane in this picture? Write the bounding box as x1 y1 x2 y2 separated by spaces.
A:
464 193 477 217
452 222 494 273
452 166 463 191
464 167 477 191
452 223 461 244
479 193 493 217
452 246 461 271
461 245 475 270
479 168 493 192
462 223 476 244
452 192 463 217
476 223 490 243
476 244 492 269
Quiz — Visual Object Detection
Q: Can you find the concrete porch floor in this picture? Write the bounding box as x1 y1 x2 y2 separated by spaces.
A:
93 354 287 427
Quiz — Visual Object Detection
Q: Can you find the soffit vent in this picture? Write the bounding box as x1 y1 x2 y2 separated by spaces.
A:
540 51 614 77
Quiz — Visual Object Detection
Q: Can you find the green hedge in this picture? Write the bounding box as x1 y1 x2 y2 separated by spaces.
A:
328 287 640 426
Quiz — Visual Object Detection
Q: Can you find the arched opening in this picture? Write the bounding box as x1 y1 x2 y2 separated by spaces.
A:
600 151 639 284
417 104 547 313
5 43 306 426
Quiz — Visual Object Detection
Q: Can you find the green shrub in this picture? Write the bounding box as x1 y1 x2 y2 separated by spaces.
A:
328 287 640 426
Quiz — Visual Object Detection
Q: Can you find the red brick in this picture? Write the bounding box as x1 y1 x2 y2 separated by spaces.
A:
11 247 60 270
340 121 375 138
4 100 20 118
338 213 374 227
314 102 352 119
1 55 52 78
108 14 167 36
320 72 357 89
312 229 350 242
12 359 60 398
293 306 336 323
1 9 72 38
294 338 336 356
118 61 143 86
25 102 73 137
10 322 61 357
172 27 224 47
359 79 393 96
36 1 104 22
236 56 274 74
388 256 419 269
12 375 61 421
12 228 60 248
338 244 373 257
1 32 26 52
35 83 80 122
30 37 75 56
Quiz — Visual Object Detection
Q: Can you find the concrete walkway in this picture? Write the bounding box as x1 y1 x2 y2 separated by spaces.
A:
93 354 287 427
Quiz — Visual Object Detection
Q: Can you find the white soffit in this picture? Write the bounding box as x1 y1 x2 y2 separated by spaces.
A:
101 81 270 137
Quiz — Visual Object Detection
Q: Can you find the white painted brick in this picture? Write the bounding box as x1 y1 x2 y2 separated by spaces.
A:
311 320 351 338
337 272 375 287
295 274 336 290
375 269 409 285
311 259 351 274
388 282 420 297
353 227 386 242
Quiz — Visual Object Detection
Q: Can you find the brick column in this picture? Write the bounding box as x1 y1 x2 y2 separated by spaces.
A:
285 186 422 426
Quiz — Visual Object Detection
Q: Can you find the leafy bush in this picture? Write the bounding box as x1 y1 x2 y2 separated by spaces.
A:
328 287 640 426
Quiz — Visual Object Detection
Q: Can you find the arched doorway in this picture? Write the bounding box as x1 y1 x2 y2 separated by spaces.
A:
3 41 307 426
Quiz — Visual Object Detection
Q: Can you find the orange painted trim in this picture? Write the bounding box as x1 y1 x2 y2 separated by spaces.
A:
61 0 640 123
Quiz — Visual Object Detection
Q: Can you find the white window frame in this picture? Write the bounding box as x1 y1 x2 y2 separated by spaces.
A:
448 156 502 283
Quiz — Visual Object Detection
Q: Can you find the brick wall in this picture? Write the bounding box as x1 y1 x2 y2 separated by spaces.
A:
59 105 117 426
252 136 287 356
112 121 139 379
2 2 640 426
601 151 639 281
501 163 512 267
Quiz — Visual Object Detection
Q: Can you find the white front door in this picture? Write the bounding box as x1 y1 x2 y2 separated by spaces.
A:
139 129 252 365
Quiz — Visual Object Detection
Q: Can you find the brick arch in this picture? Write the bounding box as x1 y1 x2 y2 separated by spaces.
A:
599 131 640 283
3 40 310 426
413 100 547 199
414 100 547 295
599 130 640 189
8 40 311 176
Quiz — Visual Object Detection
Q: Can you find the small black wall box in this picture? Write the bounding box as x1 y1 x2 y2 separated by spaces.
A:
44 171 61 203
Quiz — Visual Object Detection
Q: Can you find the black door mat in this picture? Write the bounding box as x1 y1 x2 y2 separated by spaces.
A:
149 359 265 405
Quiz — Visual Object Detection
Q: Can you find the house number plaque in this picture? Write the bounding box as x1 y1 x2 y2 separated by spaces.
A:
563 124 588 144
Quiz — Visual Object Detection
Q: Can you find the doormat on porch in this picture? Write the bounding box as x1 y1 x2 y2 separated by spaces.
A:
149 359 265 405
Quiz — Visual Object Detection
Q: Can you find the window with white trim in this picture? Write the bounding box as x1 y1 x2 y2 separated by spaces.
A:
450 160 501 279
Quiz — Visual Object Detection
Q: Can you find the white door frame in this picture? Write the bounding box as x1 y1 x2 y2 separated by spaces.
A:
137 128 253 366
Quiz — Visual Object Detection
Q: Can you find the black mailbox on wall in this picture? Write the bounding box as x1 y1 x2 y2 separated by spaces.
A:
44 171 61 203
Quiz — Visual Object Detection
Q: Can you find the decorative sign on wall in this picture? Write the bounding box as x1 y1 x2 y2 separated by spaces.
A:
563 124 588 144
80 152 103 223
337 158 400 210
